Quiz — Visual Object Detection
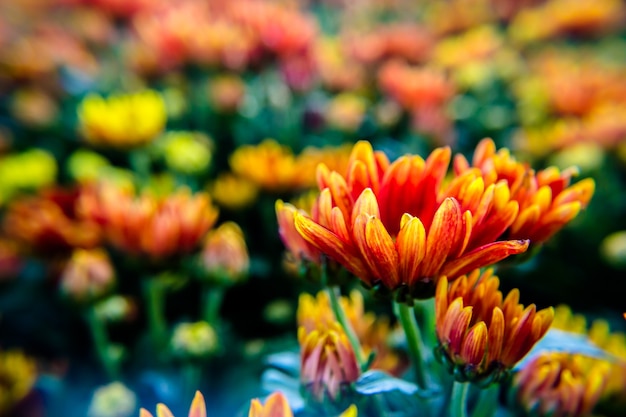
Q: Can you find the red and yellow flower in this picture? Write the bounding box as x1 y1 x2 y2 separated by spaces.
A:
298 290 406 376
452 138 595 244
435 269 554 384
299 322 360 401
513 352 609 417
291 140 528 299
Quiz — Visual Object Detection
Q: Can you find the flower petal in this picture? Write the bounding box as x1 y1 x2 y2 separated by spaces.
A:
440 239 529 278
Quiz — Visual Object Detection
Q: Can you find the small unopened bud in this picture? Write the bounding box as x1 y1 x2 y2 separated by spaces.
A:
87 381 137 417
171 321 218 360
60 248 115 304
94 296 137 323
200 222 249 284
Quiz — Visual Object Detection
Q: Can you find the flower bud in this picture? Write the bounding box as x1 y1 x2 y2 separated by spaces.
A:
60 248 115 304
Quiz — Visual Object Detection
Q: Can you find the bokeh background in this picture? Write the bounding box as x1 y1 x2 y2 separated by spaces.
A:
1 0 625 416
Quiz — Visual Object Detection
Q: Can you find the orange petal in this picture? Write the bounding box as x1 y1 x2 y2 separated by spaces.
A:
435 276 450 331
261 392 294 417
352 188 381 225
140 409 154 417
421 198 461 277
353 213 399 288
486 307 504 364
441 239 529 278
461 322 488 366
294 212 370 281
189 391 207 417
156 404 175 417
248 399 263 417
396 215 426 286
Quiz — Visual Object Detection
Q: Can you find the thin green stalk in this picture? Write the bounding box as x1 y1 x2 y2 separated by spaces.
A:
85 307 119 380
143 279 168 353
327 286 367 371
182 362 202 397
415 298 437 350
470 384 499 417
396 301 428 390
202 286 225 326
451 381 470 417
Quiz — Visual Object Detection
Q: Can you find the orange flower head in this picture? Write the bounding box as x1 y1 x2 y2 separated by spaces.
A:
200 221 249 284
2 187 101 257
551 305 626 401
0 237 23 280
452 138 595 244
513 352 610 417
299 322 360 402
207 74 246 113
297 290 406 376
78 183 218 261
140 390 206 417
293 140 528 299
435 269 554 385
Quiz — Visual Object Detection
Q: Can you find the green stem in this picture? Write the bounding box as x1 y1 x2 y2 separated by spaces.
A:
415 298 437 351
143 279 168 353
470 384 499 417
182 362 202 397
396 301 428 390
202 286 225 326
327 286 367 371
85 307 119 380
451 381 470 417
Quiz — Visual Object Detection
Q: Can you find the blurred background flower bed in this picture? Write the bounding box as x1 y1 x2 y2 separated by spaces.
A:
1 0 625 416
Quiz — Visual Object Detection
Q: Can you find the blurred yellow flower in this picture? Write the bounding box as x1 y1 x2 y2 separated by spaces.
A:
600 230 626 268
208 173 259 210
325 93 367 133
513 352 609 417
229 139 298 192
78 90 167 149
0 149 57 204
159 131 213 175
67 149 111 184
0 349 37 415
88 381 137 417
171 321 219 359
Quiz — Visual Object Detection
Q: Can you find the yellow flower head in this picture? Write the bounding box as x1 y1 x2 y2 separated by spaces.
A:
208 173 259 210
78 90 167 149
229 139 298 192
0 349 37 415
159 131 213 175
171 321 219 359
513 352 610 417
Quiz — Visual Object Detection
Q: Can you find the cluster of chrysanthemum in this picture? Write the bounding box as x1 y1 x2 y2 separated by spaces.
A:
272 137 612 417
0 180 249 302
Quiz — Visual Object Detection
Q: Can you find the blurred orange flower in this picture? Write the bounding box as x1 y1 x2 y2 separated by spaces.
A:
199 221 249 283
2 187 101 257
140 390 206 417
435 269 554 384
78 183 218 260
513 352 609 417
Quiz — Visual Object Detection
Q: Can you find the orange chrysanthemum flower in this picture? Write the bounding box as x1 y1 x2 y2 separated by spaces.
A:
435 269 554 385
249 391 357 417
78 183 218 261
452 138 595 244
292 140 528 299
140 390 206 417
299 322 360 401
513 352 609 417
2 187 101 257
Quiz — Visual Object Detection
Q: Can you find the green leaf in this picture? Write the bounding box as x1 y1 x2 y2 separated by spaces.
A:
354 370 419 396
